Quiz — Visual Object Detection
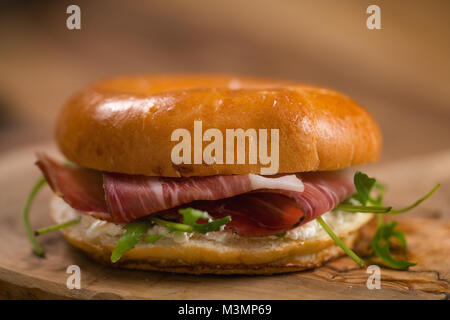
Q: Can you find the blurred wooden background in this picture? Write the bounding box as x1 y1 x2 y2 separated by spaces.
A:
0 0 449 162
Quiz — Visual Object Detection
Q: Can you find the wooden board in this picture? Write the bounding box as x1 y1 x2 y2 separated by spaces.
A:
0 144 449 300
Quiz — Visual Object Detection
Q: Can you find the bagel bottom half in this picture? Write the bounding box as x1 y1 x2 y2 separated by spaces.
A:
50 197 373 275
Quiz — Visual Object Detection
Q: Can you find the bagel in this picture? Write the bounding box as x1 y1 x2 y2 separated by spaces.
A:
55 75 381 177
33 74 382 275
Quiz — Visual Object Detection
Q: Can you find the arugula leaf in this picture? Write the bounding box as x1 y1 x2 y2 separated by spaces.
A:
316 217 365 268
388 184 440 214
111 220 152 263
145 233 167 244
153 208 231 235
151 217 193 232
179 207 209 225
24 175 83 256
35 218 81 236
369 182 385 206
372 182 386 226
23 177 47 257
339 172 439 216
142 208 231 247
179 208 230 234
335 171 387 213
330 171 439 269
371 221 416 270
352 171 376 205
335 204 391 213
24 161 84 256
391 230 407 249
192 216 231 234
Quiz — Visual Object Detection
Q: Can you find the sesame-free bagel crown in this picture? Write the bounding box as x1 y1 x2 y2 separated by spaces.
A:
56 75 382 177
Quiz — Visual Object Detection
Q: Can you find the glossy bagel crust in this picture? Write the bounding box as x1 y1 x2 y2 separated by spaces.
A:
56 75 382 177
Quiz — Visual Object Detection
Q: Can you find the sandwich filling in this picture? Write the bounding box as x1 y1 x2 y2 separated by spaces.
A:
51 196 371 245
36 153 355 237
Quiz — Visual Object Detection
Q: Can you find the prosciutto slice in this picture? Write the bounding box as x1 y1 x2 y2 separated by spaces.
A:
103 172 303 223
36 154 303 222
36 154 354 236
170 173 355 236
36 154 110 220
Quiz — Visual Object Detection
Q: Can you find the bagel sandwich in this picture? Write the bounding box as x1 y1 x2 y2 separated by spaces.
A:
24 75 438 274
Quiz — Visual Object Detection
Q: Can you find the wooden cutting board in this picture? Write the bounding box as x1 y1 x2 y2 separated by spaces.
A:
0 144 449 300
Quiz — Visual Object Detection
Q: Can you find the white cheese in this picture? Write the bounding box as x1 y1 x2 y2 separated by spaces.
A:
249 174 304 192
50 197 369 246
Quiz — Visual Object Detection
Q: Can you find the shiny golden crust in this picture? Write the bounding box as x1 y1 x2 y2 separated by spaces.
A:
56 75 381 177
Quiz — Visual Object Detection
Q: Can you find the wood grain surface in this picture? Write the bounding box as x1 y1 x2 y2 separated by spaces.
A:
0 144 448 299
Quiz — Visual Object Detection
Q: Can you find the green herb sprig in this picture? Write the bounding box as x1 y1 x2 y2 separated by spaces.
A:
110 220 152 263
327 171 439 270
23 177 47 257
24 162 82 256
110 208 231 263
336 172 439 217
370 221 416 269
34 218 81 236
152 208 231 235
24 176 82 257
317 217 365 267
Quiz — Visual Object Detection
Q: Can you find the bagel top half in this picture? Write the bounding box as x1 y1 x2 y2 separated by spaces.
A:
56 75 381 177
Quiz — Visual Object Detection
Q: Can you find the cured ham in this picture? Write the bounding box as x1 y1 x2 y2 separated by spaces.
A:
173 173 355 236
36 153 110 220
36 154 354 236
103 172 303 223
36 154 304 222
